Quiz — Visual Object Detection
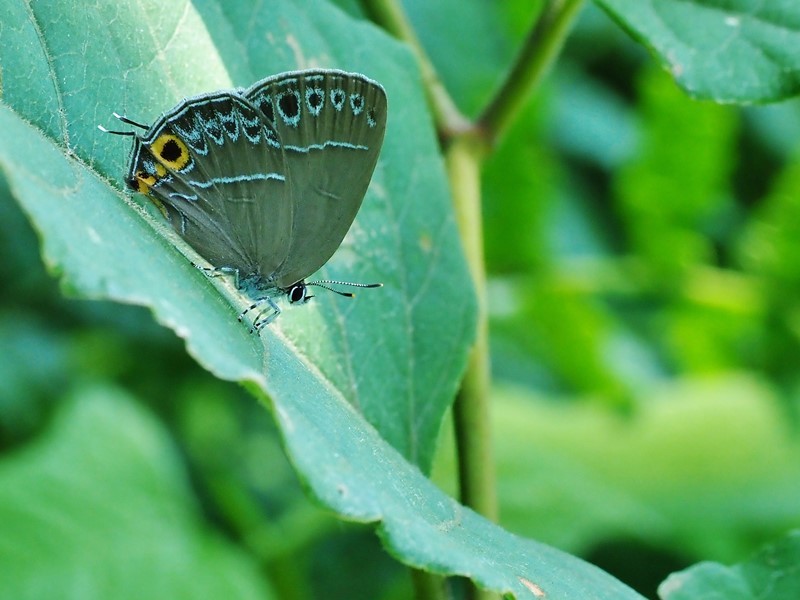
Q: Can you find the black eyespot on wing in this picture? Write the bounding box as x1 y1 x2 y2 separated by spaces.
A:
309 91 322 108
349 93 365 115
331 89 345 110
243 118 262 141
279 92 299 119
160 138 183 162
198 105 223 141
223 117 238 136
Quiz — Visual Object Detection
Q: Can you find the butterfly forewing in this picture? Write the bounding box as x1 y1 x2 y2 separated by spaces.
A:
128 93 293 279
245 70 387 287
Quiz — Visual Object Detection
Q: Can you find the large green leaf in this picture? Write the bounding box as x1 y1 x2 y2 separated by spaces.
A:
0 0 645 596
595 0 800 103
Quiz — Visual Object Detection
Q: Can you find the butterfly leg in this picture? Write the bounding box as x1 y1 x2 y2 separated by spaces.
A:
192 263 241 288
246 298 281 334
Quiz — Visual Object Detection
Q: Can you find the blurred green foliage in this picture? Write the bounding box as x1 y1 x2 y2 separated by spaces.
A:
3 1 800 599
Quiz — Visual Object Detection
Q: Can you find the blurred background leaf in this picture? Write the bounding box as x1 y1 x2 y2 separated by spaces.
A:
0 386 277 600
659 530 800 599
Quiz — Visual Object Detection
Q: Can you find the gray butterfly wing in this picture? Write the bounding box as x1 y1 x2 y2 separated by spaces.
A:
127 92 292 280
245 70 387 288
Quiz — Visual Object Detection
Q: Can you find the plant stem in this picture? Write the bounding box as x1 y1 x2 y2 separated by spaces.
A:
362 0 471 136
411 570 449 600
447 132 497 525
478 0 587 146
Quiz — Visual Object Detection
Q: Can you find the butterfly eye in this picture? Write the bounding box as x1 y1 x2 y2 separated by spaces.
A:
287 283 309 304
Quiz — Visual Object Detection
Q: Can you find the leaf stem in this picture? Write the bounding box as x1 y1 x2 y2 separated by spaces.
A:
478 0 587 147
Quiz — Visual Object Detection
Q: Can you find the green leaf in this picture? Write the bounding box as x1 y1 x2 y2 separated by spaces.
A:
0 386 275 600
0 0 644 597
594 0 800 103
660 530 800 599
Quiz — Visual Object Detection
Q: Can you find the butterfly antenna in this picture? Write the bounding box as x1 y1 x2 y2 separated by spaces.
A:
97 124 136 137
98 113 149 137
112 113 149 129
307 280 383 298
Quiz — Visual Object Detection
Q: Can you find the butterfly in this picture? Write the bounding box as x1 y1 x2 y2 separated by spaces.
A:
101 69 387 331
